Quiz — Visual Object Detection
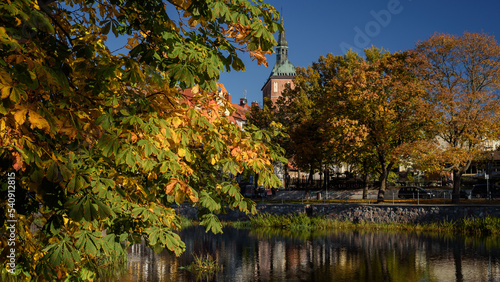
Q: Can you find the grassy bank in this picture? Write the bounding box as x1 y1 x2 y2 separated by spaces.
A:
231 213 500 236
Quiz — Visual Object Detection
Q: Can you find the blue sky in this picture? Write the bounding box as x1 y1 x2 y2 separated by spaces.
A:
219 0 500 106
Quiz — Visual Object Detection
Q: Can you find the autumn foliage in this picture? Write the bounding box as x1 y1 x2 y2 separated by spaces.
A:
276 47 428 200
273 33 500 202
412 32 500 202
0 0 283 280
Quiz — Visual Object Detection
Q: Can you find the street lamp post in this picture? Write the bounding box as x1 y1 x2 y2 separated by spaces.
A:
487 152 494 200
486 173 490 200
490 152 494 200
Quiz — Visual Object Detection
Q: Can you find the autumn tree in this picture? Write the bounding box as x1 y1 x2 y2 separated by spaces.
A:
282 48 428 201
0 0 284 280
274 64 343 187
246 98 288 187
330 48 428 201
413 32 500 203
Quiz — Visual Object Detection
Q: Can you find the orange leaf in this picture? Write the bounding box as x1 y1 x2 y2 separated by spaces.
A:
186 188 198 203
217 82 227 94
12 151 23 171
165 179 178 195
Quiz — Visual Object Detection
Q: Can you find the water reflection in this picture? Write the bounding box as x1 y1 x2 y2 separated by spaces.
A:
117 226 500 281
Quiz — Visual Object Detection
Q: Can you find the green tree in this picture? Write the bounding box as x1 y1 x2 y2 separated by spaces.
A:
413 32 500 203
0 0 283 280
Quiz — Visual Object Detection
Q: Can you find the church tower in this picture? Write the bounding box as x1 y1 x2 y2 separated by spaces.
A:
261 17 296 104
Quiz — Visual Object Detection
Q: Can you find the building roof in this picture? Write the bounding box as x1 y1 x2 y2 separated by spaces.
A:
269 17 296 78
230 102 251 123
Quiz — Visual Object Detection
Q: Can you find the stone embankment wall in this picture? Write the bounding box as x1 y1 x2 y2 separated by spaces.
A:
175 204 500 224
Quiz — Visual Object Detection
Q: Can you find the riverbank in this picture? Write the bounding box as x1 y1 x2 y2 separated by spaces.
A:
232 212 500 236
175 202 500 224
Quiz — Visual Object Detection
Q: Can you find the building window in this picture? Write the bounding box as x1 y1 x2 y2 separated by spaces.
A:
273 82 278 93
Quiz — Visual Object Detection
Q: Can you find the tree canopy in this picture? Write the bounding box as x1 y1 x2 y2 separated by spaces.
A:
276 47 428 200
274 33 500 203
412 32 500 203
0 0 284 280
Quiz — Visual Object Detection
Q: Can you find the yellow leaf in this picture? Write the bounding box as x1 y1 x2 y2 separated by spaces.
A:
178 148 186 157
175 189 185 203
1 86 11 99
33 252 43 264
28 110 50 132
210 157 216 165
191 84 199 94
14 109 28 125
171 117 182 128
147 172 157 180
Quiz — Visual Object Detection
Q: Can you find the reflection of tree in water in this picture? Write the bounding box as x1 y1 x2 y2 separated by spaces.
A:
121 226 500 281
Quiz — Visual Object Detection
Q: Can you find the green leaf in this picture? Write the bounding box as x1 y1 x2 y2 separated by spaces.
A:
200 213 222 234
66 194 112 222
199 191 221 212
125 149 135 167
75 230 102 257
43 237 81 270
67 174 87 193
102 234 125 257
46 161 60 182
146 226 185 256
42 214 63 235
9 85 26 103
101 21 111 35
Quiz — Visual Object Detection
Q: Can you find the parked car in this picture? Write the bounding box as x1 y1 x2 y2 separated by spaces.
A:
471 184 500 199
398 186 435 199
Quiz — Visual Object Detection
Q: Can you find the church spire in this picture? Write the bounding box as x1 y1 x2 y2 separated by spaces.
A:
270 16 295 77
277 17 288 47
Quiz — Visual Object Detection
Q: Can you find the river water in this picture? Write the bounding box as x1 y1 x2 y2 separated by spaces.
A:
116 226 500 281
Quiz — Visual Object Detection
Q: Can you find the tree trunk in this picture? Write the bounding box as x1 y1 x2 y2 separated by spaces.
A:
452 169 463 204
284 164 289 190
362 173 369 200
453 243 464 282
377 154 393 202
308 167 314 190
377 168 388 202
324 169 329 190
